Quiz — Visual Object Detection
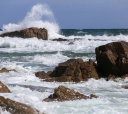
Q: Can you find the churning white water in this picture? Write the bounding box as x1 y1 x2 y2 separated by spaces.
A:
2 4 62 39
0 3 128 114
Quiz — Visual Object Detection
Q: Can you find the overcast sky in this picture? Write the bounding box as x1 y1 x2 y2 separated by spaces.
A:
0 0 128 29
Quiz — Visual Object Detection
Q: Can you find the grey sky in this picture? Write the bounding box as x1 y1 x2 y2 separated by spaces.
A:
0 0 128 29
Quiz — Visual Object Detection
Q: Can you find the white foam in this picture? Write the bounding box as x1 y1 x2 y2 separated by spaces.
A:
2 4 62 39
0 34 128 53
0 78 128 114
0 107 11 114
32 52 69 66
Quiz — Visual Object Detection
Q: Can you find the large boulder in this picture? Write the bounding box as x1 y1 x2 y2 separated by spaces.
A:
95 41 128 77
35 59 99 82
0 27 48 40
43 86 98 102
0 96 40 114
0 81 11 93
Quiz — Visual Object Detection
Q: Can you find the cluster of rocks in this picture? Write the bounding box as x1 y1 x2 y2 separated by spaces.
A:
0 68 98 113
36 41 128 82
36 59 99 82
1 28 128 111
0 81 40 114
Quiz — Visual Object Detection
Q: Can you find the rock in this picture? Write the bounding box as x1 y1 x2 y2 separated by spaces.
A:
43 86 98 102
123 85 128 89
121 74 128 79
0 27 48 40
95 41 128 77
35 71 52 79
0 96 40 114
0 68 16 73
107 74 119 81
68 42 74 45
52 38 68 41
35 59 99 82
0 81 11 93
89 94 98 99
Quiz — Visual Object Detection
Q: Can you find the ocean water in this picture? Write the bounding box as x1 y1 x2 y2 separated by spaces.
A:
0 4 128 114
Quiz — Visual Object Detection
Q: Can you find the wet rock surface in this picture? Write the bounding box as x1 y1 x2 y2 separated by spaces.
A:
35 59 99 82
0 68 16 73
0 27 48 40
0 96 40 114
43 86 98 102
96 41 128 77
0 81 11 93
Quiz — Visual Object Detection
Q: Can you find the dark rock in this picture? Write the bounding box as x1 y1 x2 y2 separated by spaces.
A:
52 38 68 41
0 96 40 114
121 74 128 79
0 27 48 40
0 68 16 73
123 85 128 89
43 86 98 102
107 74 128 81
0 81 11 93
89 94 98 99
35 59 99 82
35 71 52 79
107 74 119 81
68 42 74 45
95 41 128 77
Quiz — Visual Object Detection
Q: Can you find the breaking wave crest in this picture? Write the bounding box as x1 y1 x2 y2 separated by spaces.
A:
2 4 62 39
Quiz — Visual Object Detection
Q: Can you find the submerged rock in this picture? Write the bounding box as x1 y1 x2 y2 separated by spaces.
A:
0 68 16 73
95 41 128 77
43 86 98 102
0 27 48 40
0 96 40 114
35 59 99 82
0 81 11 93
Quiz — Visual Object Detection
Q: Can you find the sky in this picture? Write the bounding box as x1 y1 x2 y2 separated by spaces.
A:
0 0 128 29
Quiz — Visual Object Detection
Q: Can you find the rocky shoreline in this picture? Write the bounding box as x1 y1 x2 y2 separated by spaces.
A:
0 28 128 113
35 41 128 82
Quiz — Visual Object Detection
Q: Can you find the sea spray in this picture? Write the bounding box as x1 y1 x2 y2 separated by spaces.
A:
2 4 62 39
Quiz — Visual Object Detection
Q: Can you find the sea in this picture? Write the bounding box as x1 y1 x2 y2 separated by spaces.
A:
0 4 128 114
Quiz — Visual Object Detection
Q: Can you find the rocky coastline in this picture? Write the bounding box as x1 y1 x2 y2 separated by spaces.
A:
0 28 128 113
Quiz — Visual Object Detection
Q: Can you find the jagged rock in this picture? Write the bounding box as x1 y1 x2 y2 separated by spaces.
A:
0 27 48 40
0 81 11 93
35 71 52 79
95 41 128 77
35 59 99 82
107 74 128 81
0 96 40 114
43 86 98 102
0 68 16 73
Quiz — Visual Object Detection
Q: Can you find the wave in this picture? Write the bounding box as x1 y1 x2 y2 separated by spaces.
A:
2 4 63 39
0 34 128 53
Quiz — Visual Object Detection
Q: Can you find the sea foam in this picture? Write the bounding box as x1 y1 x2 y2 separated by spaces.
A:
2 4 62 39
